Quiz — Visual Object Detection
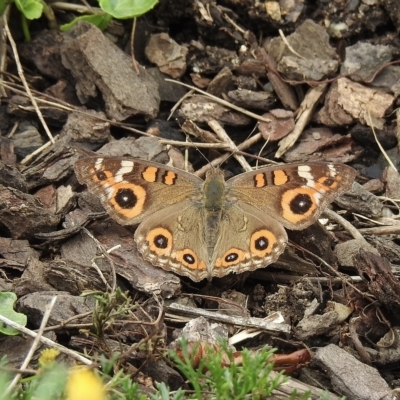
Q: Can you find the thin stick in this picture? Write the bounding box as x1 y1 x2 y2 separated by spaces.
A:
323 208 366 242
130 17 140 75
275 84 327 158
166 303 291 334
194 132 263 176
83 228 117 293
358 225 400 235
0 6 10 97
21 135 59 165
159 140 229 148
279 29 305 60
4 19 55 144
2 81 159 140
165 79 271 123
168 89 195 120
0 313 92 365
208 119 252 171
5 297 58 395
51 1 101 13
369 110 397 172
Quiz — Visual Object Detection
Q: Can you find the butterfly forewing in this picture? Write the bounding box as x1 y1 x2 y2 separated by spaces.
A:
227 162 356 230
74 157 203 226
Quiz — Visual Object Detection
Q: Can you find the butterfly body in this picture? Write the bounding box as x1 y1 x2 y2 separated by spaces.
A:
74 157 356 282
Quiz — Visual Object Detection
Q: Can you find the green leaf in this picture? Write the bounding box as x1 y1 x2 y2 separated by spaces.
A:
0 292 27 336
60 13 112 31
98 0 158 19
0 360 12 400
14 0 43 20
31 363 68 400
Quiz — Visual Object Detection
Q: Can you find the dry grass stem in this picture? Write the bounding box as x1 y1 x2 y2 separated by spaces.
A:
168 89 195 120
4 296 59 395
159 139 230 148
358 225 400 235
276 83 328 157
83 228 117 292
21 135 59 165
4 19 55 144
323 208 366 242
166 303 291 334
165 79 272 123
208 119 252 171
194 132 264 176
279 29 305 59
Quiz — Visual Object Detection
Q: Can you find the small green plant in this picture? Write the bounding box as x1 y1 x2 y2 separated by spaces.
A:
83 288 138 338
21 362 68 400
13 0 43 20
1 0 159 38
169 340 287 400
0 358 12 400
60 0 159 31
0 290 334 399
0 341 341 399
98 0 158 19
0 292 27 336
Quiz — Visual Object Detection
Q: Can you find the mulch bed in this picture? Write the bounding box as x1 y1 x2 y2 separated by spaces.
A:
1 1 400 398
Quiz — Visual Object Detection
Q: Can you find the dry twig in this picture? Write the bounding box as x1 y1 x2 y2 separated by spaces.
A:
4 19 55 144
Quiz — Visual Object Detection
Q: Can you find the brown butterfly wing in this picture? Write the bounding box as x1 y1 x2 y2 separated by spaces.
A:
227 162 355 230
74 157 203 226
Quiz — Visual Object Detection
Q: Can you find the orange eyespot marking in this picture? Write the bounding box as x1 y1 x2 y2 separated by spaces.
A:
254 173 267 188
146 228 173 256
281 188 318 223
250 229 277 257
109 183 146 219
314 176 339 191
141 166 158 183
273 170 289 186
163 171 177 186
91 169 115 185
175 249 206 270
215 248 246 268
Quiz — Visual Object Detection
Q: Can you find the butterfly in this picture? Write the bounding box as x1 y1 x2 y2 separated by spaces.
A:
74 157 356 281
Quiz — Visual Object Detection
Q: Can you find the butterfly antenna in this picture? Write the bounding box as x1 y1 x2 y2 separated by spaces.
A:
190 135 215 170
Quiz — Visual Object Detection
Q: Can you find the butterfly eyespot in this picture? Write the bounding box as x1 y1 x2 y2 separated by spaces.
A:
176 249 205 271
322 177 335 186
250 230 277 257
254 236 269 251
154 234 169 249
225 253 239 262
281 188 319 222
115 188 137 209
96 171 108 181
315 175 340 191
290 193 313 214
146 228 173 255
183 253 196 264
215 248 245 268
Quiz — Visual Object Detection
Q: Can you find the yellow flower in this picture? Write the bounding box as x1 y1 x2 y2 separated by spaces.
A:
38 348 60 367
66 367 106 400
